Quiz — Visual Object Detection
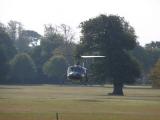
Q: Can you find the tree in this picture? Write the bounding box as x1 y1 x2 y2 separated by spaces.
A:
7 21 41 52
0 26 17 60
41 25 64 60
58 24 75 43
0 22 6 31
22 30 41 47
0 46 9 81
90 58 107 85
145 41 160 72
43 56 67 83
131 45 149 71
30 24 76 83
149 59 160 88
10 53 37 84
58 24 76 65
30 46 45 82
145 41 160 50
16 30 41 52
80 14 141 95
7 21 23 43
0 26 16 82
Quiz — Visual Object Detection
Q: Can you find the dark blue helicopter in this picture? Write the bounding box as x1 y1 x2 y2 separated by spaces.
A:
67 56 105 83
67 63 87 82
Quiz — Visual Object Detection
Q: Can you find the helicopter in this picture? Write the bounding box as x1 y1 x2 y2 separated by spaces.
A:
67 56 106 83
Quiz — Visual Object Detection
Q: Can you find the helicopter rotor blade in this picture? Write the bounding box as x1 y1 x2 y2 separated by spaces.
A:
81 56 106 58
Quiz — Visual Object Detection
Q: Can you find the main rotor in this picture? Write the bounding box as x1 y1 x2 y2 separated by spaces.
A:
81 56 106 58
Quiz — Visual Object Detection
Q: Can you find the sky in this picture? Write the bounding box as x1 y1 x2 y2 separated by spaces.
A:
0 0 160 46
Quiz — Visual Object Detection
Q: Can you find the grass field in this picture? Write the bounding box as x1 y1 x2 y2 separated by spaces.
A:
0 85 160 120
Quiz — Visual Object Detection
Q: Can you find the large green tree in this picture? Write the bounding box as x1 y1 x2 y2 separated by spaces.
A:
10 53 37 84
80 14 141 95
43 55 67 83
0 26 16 82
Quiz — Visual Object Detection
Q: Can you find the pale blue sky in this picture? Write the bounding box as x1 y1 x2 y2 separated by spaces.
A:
0 0 160 46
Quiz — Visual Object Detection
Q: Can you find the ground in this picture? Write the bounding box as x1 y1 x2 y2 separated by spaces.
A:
0 85 160 120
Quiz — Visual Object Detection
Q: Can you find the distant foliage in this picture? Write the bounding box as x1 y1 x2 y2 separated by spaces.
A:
43 56 67 82
10 53 37 84
1 21 75 84
130 42 160 84
145 41 160 50
149 59 160 88
7 21 41 53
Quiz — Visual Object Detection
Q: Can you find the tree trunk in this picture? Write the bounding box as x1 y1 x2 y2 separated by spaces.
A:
109 82 124 96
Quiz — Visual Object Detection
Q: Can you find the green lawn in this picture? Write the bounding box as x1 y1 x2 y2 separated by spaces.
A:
0 85 160 120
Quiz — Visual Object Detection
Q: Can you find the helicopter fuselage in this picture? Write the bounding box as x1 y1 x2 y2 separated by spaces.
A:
67 65 87 81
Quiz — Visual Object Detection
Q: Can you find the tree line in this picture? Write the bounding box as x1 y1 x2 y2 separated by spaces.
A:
0 21 76 84
0 15 160 90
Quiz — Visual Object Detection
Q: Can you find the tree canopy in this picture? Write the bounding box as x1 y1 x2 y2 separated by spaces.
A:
10 53 37 84
79 14 141 95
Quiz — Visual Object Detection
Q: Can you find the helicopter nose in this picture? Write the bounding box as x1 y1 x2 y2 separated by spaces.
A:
68 72 82 79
